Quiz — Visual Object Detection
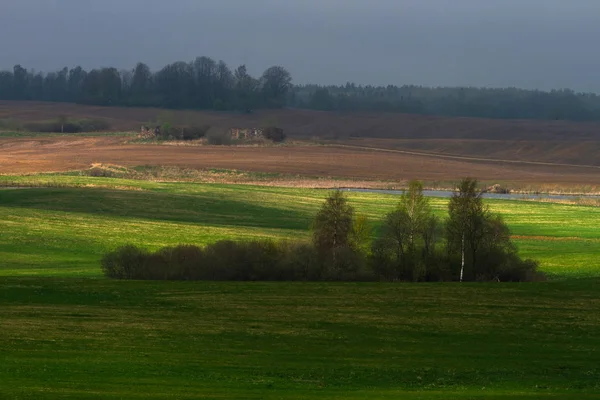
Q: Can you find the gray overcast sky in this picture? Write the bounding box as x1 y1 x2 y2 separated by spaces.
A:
1 0 599 92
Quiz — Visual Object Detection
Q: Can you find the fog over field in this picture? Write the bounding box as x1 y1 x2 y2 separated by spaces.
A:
1 0 599 92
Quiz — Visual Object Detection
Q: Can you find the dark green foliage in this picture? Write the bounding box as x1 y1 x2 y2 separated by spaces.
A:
309 87 335 110
155 124 210 140
445 178 545 282
101 240 370 282
262 126 286 142
446 177 487 281
3 59 600 120
370 181 442 281
182 124 210 140
293 84 600 121
312 190 355 257
101 244 148 279
367 178 542 282
100 180 542 283
23 117 111 133
261 66 292 108
206 129 233 145
0 118 23 131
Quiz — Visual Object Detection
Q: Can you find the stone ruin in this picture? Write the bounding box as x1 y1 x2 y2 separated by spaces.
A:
229 127 264 140
139 125 160 139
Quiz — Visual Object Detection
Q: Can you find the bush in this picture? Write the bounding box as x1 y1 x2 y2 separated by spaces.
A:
101 240 374 282
101 245 148 279
23 118 111 133
263 126 286 142
101 178 542 283
87 166 115 177
497 257 546 282
182 124 210 140
154 124 210 140
278 241 322 281
78 118 111 132
0 118 23 131
206 129 232 145
101 238 542 283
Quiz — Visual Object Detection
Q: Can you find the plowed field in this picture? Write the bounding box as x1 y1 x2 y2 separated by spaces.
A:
2 135 600 187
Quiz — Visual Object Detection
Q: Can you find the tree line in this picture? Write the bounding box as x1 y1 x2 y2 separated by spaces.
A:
2 58 600 121
0 59 291 111
102 178 542 282
296 84 600 121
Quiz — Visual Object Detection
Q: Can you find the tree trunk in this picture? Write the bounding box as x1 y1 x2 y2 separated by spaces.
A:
460 233 465 282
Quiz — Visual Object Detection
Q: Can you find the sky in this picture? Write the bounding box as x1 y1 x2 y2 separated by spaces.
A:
1 0 599 92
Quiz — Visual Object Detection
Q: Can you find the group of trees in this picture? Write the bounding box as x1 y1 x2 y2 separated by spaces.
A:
312 179 539 282
295 84 600 121
102 178 541 282
0 59 292 111
2 58 600 121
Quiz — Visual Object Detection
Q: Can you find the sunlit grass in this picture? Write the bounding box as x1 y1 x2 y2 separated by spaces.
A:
1 175 599 278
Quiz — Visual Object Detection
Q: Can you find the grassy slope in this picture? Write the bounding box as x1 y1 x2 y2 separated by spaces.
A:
1 176 600 399
1 175 599 278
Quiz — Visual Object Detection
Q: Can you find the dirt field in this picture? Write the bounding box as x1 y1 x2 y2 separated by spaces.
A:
2 135 599 190
3 100 600 167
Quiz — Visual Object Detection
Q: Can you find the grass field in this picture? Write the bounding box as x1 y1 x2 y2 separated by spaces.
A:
1 175 600 398
2 278 599 399
1 175 599 278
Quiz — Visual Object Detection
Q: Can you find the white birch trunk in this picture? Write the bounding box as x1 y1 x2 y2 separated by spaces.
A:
460 233 465 282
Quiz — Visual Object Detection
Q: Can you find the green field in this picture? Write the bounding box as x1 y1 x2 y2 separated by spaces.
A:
1 175 599 278
1 175 600 398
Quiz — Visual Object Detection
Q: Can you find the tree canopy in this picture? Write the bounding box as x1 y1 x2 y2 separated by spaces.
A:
2 57 600 121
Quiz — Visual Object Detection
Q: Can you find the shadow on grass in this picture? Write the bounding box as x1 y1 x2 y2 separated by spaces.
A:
0 187 312 231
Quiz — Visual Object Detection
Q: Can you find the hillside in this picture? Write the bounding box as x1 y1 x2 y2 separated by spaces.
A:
2 101 600 167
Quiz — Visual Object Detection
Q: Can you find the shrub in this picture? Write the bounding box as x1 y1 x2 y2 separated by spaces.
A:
101 240 375 282
153 245 205 280
206 129 233 145
0 118 23 131
101 245 148 279
263 126 286 142
213 99 228 110
78 118 111 132
326 245 369 281
497 257 546 282
101 238 541 283
278 241 322 281
154 124 210 140
87 167 115 177
23 118 111 133
182 124 210 140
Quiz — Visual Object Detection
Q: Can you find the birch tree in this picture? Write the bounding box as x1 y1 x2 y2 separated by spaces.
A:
446 178 489 281
312 190 355 266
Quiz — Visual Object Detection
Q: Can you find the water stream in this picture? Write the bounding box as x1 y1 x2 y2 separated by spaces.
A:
344 188 600 201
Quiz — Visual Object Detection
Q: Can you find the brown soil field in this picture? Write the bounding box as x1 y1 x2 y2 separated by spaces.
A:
2 100 600 141
333 138 600 167
2 136 600 190
2 100 600 167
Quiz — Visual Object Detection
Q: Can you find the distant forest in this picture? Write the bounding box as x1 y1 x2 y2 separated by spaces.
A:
1 56 600 121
